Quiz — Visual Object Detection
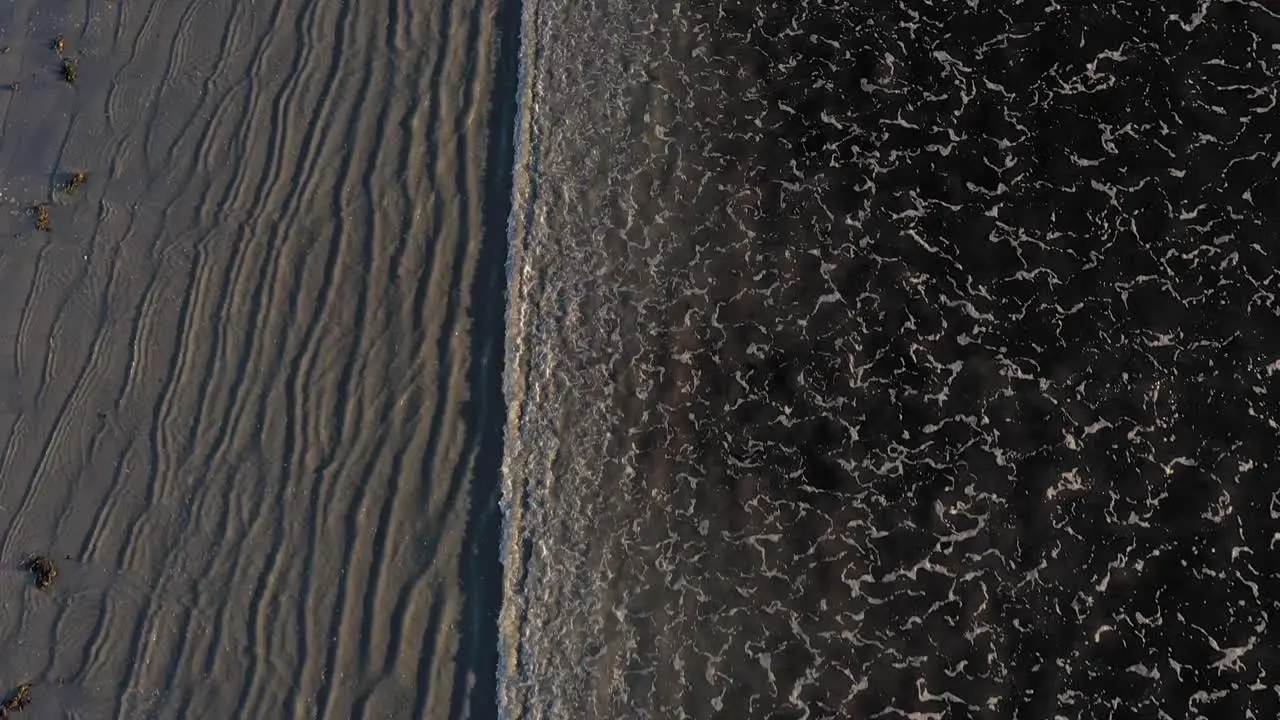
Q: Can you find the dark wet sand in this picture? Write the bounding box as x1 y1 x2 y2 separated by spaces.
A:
0 0 516 716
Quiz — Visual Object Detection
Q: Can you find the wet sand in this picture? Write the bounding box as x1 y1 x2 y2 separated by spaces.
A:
0 0 514 716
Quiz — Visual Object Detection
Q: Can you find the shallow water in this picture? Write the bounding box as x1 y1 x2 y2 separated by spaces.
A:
500 1 1280 718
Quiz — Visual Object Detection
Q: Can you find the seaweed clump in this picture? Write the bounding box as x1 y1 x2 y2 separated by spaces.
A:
24 555 57 588
64 172 88 194
33 205 51 232
0 683 31 716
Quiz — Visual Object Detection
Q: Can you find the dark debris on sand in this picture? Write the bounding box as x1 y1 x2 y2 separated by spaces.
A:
32 205 51 232
23 555 56 589
0 683 31 717
64 172 87 194
60 58 76 85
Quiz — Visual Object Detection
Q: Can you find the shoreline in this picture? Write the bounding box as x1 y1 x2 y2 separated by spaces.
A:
451 0 524 716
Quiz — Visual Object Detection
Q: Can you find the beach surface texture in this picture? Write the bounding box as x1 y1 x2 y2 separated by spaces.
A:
0 0 515 716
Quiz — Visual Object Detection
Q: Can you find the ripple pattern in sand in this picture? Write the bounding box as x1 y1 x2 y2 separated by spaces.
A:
0 0 512 716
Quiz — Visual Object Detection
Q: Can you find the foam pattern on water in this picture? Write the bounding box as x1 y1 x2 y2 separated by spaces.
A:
501 1 1280 717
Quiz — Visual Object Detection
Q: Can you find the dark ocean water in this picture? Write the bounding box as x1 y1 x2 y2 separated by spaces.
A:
500 1 1280 719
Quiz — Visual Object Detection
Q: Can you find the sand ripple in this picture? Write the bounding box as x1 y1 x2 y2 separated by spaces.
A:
0 0 515 716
